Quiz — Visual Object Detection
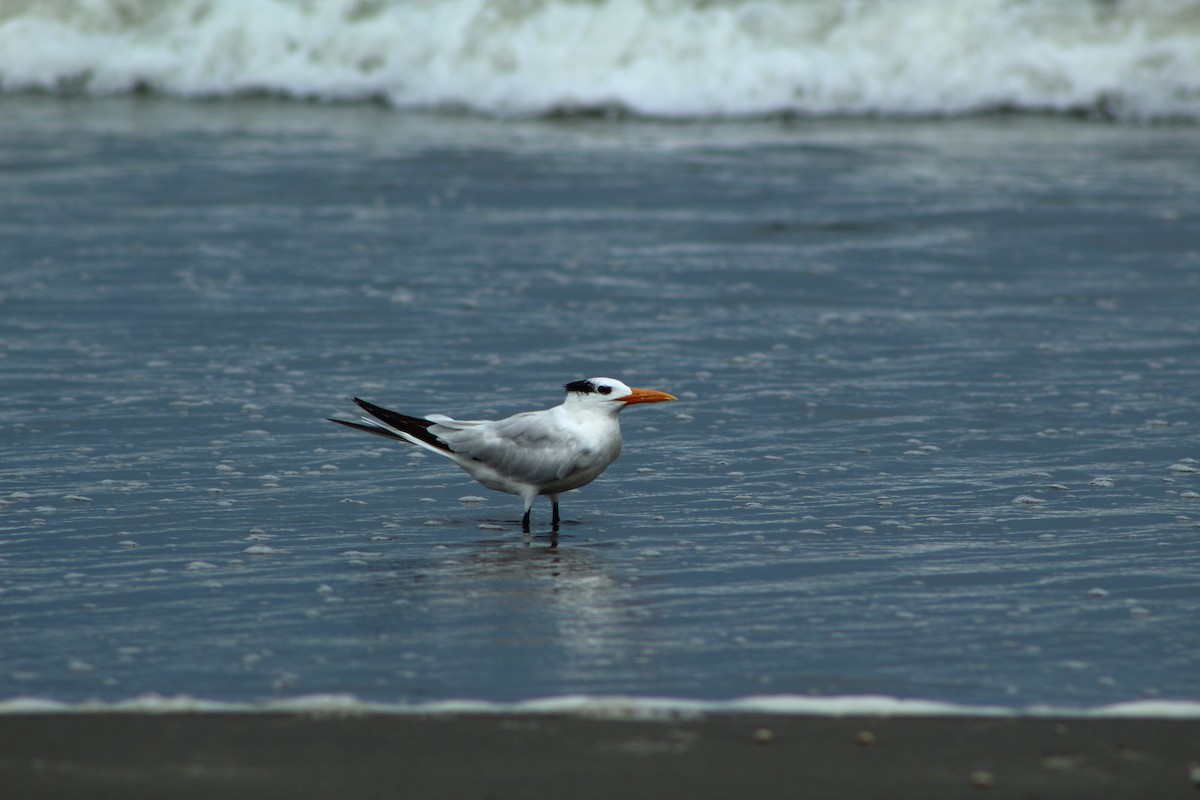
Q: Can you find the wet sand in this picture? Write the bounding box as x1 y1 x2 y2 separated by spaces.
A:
2 713 1198 799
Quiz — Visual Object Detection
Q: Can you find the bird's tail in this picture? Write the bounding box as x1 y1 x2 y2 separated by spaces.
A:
327 417 406 441
328 398 454 454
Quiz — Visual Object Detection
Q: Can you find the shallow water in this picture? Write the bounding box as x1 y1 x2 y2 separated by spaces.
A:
2 97 1199 708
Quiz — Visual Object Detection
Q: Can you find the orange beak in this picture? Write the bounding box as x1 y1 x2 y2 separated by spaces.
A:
620 388 677 405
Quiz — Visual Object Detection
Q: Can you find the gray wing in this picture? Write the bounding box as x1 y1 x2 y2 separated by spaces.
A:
432 411 586 485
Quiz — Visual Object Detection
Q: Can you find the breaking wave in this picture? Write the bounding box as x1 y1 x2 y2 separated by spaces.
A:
1 0 1198 120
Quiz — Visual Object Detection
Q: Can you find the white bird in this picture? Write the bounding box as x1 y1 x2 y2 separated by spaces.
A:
329 378 676 531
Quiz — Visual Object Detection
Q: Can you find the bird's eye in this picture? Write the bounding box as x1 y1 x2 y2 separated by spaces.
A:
597 385 612 395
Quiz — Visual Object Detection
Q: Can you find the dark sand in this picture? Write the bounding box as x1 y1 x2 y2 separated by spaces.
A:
2 713 1198 799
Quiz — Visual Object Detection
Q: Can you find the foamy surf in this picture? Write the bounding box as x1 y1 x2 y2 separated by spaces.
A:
1 0 1198 120
3 694 1200 719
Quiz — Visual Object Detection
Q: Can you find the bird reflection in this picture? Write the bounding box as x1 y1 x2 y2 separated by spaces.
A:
469 540 628 664
368 532 633 671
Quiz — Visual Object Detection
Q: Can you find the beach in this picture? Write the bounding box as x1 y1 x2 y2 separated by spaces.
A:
3 0 1200 790
4 711 1199 799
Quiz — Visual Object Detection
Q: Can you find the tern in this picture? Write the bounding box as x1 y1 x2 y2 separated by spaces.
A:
329 378 676 531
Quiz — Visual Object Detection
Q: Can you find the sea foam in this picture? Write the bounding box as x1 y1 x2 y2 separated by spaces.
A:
3 693 1200 719
1 0 1197 120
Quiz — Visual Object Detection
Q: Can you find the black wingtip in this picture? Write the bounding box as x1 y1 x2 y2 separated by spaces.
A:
353 397 391 417
344 398 454 454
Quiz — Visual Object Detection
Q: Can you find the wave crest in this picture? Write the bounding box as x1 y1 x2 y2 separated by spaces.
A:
2 0 1198 120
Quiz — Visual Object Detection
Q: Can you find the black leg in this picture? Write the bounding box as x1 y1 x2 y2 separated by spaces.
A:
522 507 531 533
551 499 560 528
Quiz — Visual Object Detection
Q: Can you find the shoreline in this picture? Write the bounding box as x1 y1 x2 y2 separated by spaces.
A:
3 712 1198 799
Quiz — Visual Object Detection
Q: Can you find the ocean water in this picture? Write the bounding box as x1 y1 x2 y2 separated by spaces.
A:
2 1 1200 716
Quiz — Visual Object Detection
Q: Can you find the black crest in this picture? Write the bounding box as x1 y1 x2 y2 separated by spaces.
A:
564 379 615 396
564 379 597 394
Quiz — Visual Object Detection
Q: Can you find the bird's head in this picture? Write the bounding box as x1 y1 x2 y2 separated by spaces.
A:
563 377 676 411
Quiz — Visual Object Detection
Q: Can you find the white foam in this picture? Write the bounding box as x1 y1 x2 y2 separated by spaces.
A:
3 693 1199 719
1 0 1197 120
